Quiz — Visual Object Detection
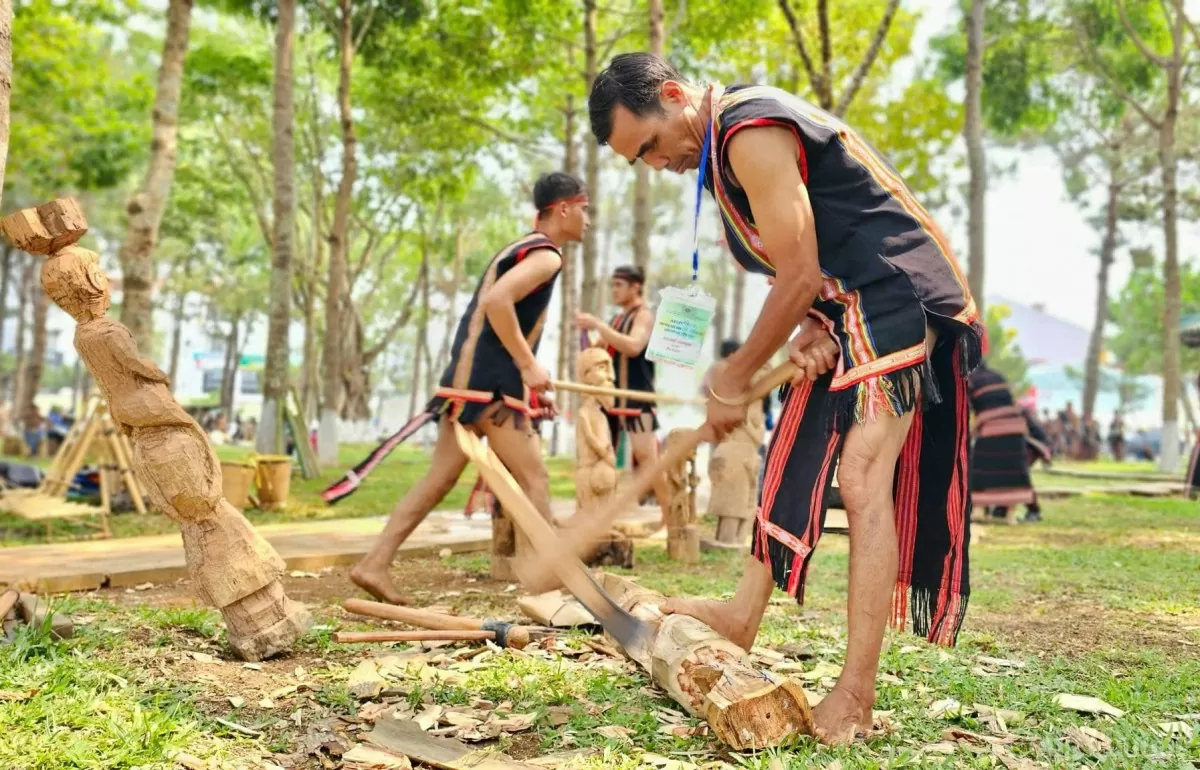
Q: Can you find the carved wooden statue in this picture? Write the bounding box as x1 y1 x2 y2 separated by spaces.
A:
663 428 700 563
707 365 769 546
574 348 618 518
1 199 311 661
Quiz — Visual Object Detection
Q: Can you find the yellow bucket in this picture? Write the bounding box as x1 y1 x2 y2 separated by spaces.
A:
220 461 257 511
254 454 292 510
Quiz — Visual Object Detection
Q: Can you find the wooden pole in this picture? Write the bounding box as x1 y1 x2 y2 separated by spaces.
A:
552 380 705 406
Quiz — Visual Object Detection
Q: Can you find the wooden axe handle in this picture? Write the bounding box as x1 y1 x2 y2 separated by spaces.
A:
334 630 494 643
343 598 480 632
552 380 706 406
523 360 799 593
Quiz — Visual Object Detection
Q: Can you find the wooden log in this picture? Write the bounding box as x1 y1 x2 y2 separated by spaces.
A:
597 573 814 749
0 588 19 619
334 629 498 645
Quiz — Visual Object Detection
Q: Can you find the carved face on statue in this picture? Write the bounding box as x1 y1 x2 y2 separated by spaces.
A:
578 348 616 409
41 246 111 321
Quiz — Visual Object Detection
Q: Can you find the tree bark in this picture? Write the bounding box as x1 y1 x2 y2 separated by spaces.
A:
1158 85 1181 471
1081 176 1120 423
630 0 664 277
580 0 601 315
220 314 241 418
116 0 193 356
0 0 10 209
259 0 297 454
963 0 987 317
167 288 186 393
10 254 28 405
318 0 357 464
17 280 48 427
0 245 11 367
730 268 746 341
554 93 579 456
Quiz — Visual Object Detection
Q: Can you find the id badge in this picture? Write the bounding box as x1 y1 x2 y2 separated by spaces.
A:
645 286 716 369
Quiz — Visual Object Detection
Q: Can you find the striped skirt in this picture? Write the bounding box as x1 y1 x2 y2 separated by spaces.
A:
752 335 972 647
970 407 1037 508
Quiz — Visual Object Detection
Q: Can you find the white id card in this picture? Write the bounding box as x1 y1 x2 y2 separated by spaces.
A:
645 286 716 369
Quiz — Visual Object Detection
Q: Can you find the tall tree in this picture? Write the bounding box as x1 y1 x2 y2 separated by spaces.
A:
1073 0 1196 470
579 0 601 315
775 0 901 116
963 0 986 313
630 0 664 276
116 0 194 356
259 0 297 453
0 0 10 210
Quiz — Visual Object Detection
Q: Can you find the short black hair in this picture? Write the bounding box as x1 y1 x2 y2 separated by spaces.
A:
611 264 645 285
533 172 585 214
589 53 685 145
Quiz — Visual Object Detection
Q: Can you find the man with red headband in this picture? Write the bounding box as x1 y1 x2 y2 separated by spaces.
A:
350 172 589 604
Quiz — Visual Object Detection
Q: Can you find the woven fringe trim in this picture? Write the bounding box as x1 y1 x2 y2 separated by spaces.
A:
828 364 924 434
892 583 970 648
759 533 810 603
429 396 531 432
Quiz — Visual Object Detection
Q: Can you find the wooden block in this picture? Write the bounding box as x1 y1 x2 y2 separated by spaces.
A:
517 590 597 628
365 716 541 769
0 199 88 255
700 537 748 554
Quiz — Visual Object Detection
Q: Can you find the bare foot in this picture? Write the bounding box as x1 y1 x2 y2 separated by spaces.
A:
811 684 874 746
349 562 409 605
660 597 756 650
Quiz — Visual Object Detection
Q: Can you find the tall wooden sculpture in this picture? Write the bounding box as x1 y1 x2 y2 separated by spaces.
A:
662 428 700 563
574 348 618 517
707 365 769 546
1 199 311 660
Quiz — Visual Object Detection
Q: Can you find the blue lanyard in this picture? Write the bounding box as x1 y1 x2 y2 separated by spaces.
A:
691 121 713 284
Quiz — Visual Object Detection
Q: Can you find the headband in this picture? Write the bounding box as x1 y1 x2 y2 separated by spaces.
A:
537 194 588 212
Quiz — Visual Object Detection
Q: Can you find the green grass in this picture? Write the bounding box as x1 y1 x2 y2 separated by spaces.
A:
2 464 1199 767
0 443 577 546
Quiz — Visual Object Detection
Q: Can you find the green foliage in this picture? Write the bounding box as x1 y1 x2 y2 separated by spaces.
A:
985 303 1030 395
8 0 154 201
1108 263 1200 377
931 0 1064 138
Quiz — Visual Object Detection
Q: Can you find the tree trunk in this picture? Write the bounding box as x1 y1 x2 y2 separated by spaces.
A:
301 274 319 422
730 268 746 341
580 0 601 315
259 0 297 454
116 0 193 356
318 0 356 465
0 245 11 367
554 94 579 456
712 257 728 357
963 0 986 316
71 359 85 415
10 254 28 405
167 289 186 393
630 0 664 277
0 0 10 208
1081 177 1120 423
18 280 48 427
1158 78 1181 471
407 326 423 420
220 314 241 418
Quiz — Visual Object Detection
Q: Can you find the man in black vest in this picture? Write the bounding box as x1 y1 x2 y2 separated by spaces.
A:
575 265 671 519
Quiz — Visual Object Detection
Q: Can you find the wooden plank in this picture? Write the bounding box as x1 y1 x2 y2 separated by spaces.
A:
365 717 541 770
287 387 320 479
517 590 596 628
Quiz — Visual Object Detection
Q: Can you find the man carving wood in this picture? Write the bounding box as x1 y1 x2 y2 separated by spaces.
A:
589 54 981 744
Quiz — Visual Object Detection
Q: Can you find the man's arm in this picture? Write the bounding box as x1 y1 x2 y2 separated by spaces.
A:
714 127 822 393
479 248 562 388
590 308 653 357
